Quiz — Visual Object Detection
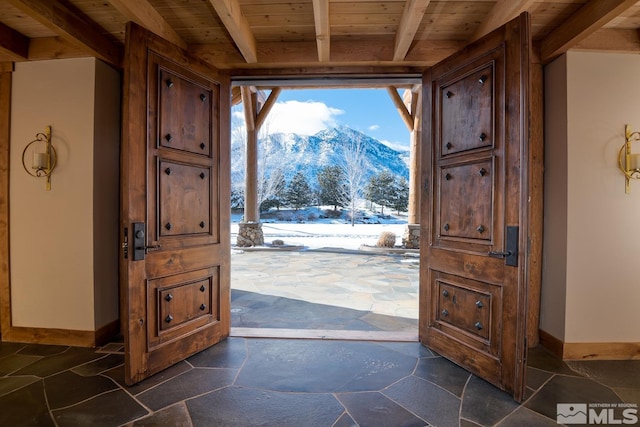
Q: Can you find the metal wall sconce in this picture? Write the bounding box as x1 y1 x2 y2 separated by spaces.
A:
22 125 57 191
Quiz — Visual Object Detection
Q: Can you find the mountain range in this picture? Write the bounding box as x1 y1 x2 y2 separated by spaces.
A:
231 126 409 186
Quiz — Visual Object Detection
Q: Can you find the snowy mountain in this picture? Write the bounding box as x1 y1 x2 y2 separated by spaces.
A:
231 126 409 186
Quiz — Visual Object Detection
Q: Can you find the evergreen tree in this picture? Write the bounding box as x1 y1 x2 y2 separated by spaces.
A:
391 177 409 214
366 170 395 215
260 170 287 212
285 172 313 210
317 165 346 210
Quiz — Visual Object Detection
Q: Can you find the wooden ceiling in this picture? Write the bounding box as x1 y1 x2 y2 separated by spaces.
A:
0 0 639 75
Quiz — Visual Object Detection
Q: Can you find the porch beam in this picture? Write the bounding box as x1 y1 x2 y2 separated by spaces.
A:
393 0 431 61
0 23 29 61
255 87 281 130
7 0 123 67
208 0 258 63
470 0 537 42
312 0 330 62
541 0 638 63
387 86 413 131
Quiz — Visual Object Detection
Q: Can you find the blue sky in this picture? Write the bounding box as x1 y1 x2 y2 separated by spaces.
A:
233 88 411 151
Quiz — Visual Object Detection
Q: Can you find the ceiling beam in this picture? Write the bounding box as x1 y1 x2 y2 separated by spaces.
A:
208 0 258 63
393 0 431 61
541 0 638 64
574 28 640 53
312 0 330 62
0 22 29 61
7 0 122 67
108 0 187 50
470 0 537 42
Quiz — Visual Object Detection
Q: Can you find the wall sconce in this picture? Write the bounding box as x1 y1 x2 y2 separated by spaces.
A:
21 126 57 191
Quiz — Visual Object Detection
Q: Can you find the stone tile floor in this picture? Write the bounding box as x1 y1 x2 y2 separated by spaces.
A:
1 249 638 425
231 249 419 332
0 339 638 426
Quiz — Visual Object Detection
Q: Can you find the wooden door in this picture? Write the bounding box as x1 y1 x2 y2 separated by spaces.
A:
121 23 230 385
420 13 532 401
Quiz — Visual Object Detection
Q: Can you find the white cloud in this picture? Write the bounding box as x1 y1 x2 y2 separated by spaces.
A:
380 139 410 152
368 124 380 131
257 100 344 135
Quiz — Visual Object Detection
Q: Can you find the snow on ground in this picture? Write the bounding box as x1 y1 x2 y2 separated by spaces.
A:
231 206 409 250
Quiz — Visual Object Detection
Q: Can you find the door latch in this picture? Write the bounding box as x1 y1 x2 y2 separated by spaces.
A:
488 225 518 266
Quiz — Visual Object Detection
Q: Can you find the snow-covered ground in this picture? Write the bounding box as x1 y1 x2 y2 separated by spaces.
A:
231 206 409 250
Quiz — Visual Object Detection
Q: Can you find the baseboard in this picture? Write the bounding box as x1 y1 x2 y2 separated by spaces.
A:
539 329 563 358
95 319 120 347
2 318 120 348
563 342 640 360
539 329 640 360
3 326 97 347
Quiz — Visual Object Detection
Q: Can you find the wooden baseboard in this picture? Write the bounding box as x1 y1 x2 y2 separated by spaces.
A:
3 326 97 347
539 329 640 360
539 329 564 358
563 342 640 360
2 318 120 348
95 319 120 347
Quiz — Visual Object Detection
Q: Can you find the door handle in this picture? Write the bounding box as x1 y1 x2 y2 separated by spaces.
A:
132 222 161 260
487 225 518 266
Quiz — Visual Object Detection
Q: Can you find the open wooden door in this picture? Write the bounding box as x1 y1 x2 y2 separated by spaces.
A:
420 13 533 401
120 23 230 385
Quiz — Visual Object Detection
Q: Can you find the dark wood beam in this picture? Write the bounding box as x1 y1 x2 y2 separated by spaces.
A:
541 0 638 63
7 0 123 67
255 87 281 130
0 23 29 61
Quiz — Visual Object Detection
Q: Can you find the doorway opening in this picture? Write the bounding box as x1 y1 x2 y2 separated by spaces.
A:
228 81 422 340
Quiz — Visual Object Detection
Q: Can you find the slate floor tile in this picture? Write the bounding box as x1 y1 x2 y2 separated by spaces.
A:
0 342 26 358
131 402 192 427
496 406 559 426
0 353 41 376
526 366 553 390
136 367 237 411
461 376 519 426
333 412 358 427
526 347 578 376
71 354 124 376
566 360 640 389
413 356 471 397
0 375 40 397
336 391 427 427
187 337 247 368
103 360 192 395
44 370 118 410
375 341 435 358
52 389 148 427
186 386 344 427
383 376 461 427
17 344 68 357
525 374 623 421
0 380 54 426
12 347 104 377
235 339 416 393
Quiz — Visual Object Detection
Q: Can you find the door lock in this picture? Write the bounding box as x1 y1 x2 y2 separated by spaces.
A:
487 225 518 266
132 222 162 261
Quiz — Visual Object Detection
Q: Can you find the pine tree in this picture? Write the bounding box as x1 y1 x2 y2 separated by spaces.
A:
317 165 346 210
392 177 409 214
285 172 313 210
366 170 395 215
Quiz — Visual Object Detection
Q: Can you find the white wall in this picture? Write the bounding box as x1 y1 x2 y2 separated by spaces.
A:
10 58 120 332
542 51 640 343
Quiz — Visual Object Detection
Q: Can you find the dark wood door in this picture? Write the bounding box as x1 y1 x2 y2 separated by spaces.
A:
420 14 532 401
121 23 230 385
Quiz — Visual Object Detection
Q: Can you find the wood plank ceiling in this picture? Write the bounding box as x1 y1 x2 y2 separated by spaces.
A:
0 0 639 75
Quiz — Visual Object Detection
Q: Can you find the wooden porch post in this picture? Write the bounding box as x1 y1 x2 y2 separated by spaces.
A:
237 86 281 247
387 85 422 248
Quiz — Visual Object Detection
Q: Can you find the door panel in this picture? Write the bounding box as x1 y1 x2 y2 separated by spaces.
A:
420 14 531 401
121 22 230 385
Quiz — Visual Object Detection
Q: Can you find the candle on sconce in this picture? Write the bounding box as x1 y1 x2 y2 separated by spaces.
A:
631 154 640 171
32 152 47 170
